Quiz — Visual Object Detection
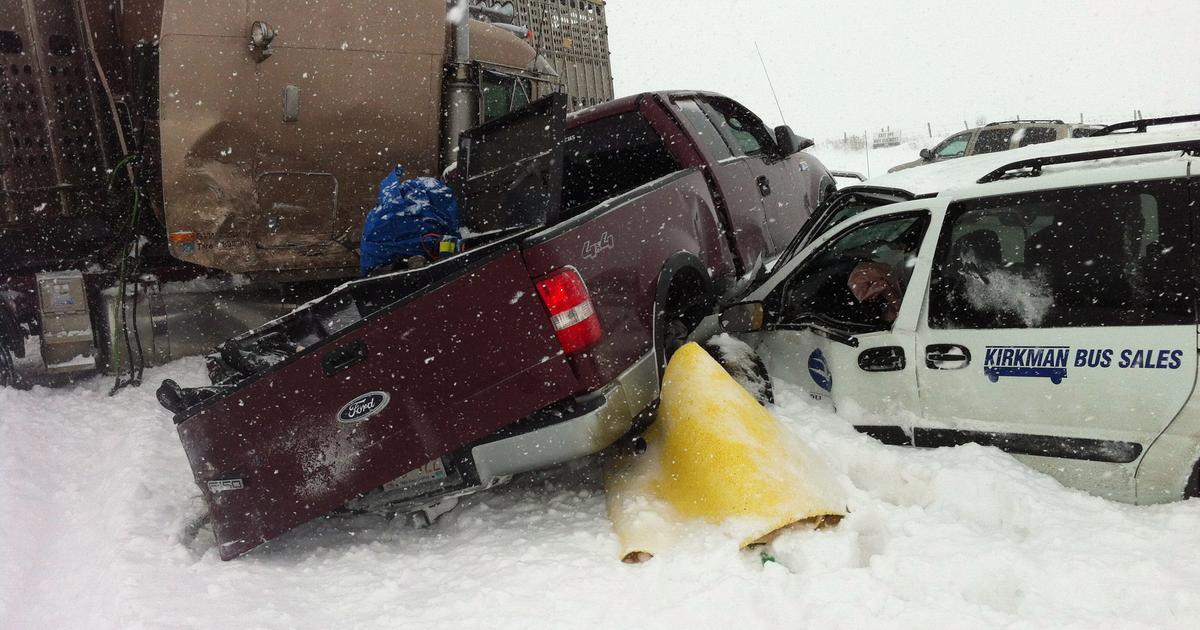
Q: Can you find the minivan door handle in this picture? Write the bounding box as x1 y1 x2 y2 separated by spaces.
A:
859 346 906 372
756 175 772 197
926 344 971 370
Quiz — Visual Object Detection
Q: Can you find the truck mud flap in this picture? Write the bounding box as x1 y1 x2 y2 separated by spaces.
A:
175 247 578 559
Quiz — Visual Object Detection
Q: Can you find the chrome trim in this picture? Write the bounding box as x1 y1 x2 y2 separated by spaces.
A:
471 350 659 483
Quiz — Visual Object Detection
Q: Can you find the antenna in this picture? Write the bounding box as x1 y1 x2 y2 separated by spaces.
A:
754 42 787 126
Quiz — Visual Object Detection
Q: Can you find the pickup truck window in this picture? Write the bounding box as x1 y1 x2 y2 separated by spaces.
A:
560 112 681 219
778 213 930 332
673 99 733 161
929 180 1193 329
702 98 774 157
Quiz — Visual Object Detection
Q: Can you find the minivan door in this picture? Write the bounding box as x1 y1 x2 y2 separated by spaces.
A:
915 177 1196 501
740 203 937 439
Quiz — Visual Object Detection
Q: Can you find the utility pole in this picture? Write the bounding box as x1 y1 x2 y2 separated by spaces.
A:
442 0 480 171
863 129 871 179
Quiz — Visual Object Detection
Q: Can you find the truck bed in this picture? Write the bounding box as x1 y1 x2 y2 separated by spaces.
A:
167 232 580 559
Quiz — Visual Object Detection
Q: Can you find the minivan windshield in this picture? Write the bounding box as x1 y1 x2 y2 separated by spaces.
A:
775 189 908 268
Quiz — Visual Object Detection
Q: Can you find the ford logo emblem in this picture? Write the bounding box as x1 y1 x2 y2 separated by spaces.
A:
336 391 390 424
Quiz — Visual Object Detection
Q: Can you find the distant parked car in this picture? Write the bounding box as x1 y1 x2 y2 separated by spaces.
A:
889 119 1104 172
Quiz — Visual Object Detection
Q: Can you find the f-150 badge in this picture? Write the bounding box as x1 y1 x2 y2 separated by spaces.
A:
582 232 615 259
337 392 391 423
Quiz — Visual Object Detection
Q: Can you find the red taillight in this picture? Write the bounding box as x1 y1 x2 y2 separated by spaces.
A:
535 267 602 354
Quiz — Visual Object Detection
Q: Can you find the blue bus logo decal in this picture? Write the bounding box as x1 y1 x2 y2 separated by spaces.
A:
808 349 833 392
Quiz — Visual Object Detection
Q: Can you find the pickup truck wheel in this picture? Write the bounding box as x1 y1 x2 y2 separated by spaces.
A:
703 336 774 406
656 279 711 372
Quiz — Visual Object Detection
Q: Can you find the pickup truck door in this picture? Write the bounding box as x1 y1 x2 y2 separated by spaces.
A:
668 97 772 270
740 203 937 439
699 96 816 256
914 176 1196 502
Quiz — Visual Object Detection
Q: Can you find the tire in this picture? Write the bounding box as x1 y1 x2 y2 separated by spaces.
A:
655 274 711 373
1185 461 1200 500
703 335 774 406
0 345 14 389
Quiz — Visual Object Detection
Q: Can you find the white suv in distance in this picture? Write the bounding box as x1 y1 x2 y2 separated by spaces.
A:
715 114 1200 504
889 119 1105 172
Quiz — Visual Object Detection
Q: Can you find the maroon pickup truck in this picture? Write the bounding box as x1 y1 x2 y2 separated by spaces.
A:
157 92 832 559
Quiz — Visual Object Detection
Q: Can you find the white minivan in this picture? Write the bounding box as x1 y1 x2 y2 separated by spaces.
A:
716 116 1200 504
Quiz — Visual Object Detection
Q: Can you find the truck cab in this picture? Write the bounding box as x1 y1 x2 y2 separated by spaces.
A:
157 0 555 276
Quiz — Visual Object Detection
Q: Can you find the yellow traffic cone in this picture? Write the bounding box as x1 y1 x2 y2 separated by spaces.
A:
604 342 846 563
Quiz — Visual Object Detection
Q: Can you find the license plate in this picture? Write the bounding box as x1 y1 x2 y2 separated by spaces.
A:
382 458 447 491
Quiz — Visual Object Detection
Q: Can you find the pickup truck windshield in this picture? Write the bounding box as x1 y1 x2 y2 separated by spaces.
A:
561 112 681 219
482 72 533 123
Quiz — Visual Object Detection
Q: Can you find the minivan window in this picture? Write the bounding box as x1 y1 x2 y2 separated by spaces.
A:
973 128 1014 154
929 180 1193 329
560 111 681 219
778 213 930 332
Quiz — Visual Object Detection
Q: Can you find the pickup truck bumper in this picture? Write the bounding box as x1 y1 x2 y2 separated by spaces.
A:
472 350 659 484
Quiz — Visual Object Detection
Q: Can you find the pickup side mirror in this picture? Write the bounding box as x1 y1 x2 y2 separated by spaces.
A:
919 148 934 161
775 125 814 156
720 302 765 333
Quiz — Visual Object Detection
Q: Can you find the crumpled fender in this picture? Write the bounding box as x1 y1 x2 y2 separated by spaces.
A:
604 342 846 562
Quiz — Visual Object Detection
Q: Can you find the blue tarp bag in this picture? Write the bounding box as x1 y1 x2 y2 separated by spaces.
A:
360 165 462 275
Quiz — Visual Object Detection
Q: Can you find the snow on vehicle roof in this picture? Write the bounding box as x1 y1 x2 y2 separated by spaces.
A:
855 123 1200 198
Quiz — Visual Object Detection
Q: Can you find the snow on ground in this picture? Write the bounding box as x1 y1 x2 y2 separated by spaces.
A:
3 361 1200 629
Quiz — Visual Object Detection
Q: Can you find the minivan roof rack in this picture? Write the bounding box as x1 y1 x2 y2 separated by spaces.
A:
976 139 1200 184
984 119 1064 126
1090 113 1200 137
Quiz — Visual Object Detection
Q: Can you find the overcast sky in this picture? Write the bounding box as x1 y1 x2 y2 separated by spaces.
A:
606 0 1200 142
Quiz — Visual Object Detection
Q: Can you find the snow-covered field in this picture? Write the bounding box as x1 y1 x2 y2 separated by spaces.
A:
3 360 1200 630
809 141 925 182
